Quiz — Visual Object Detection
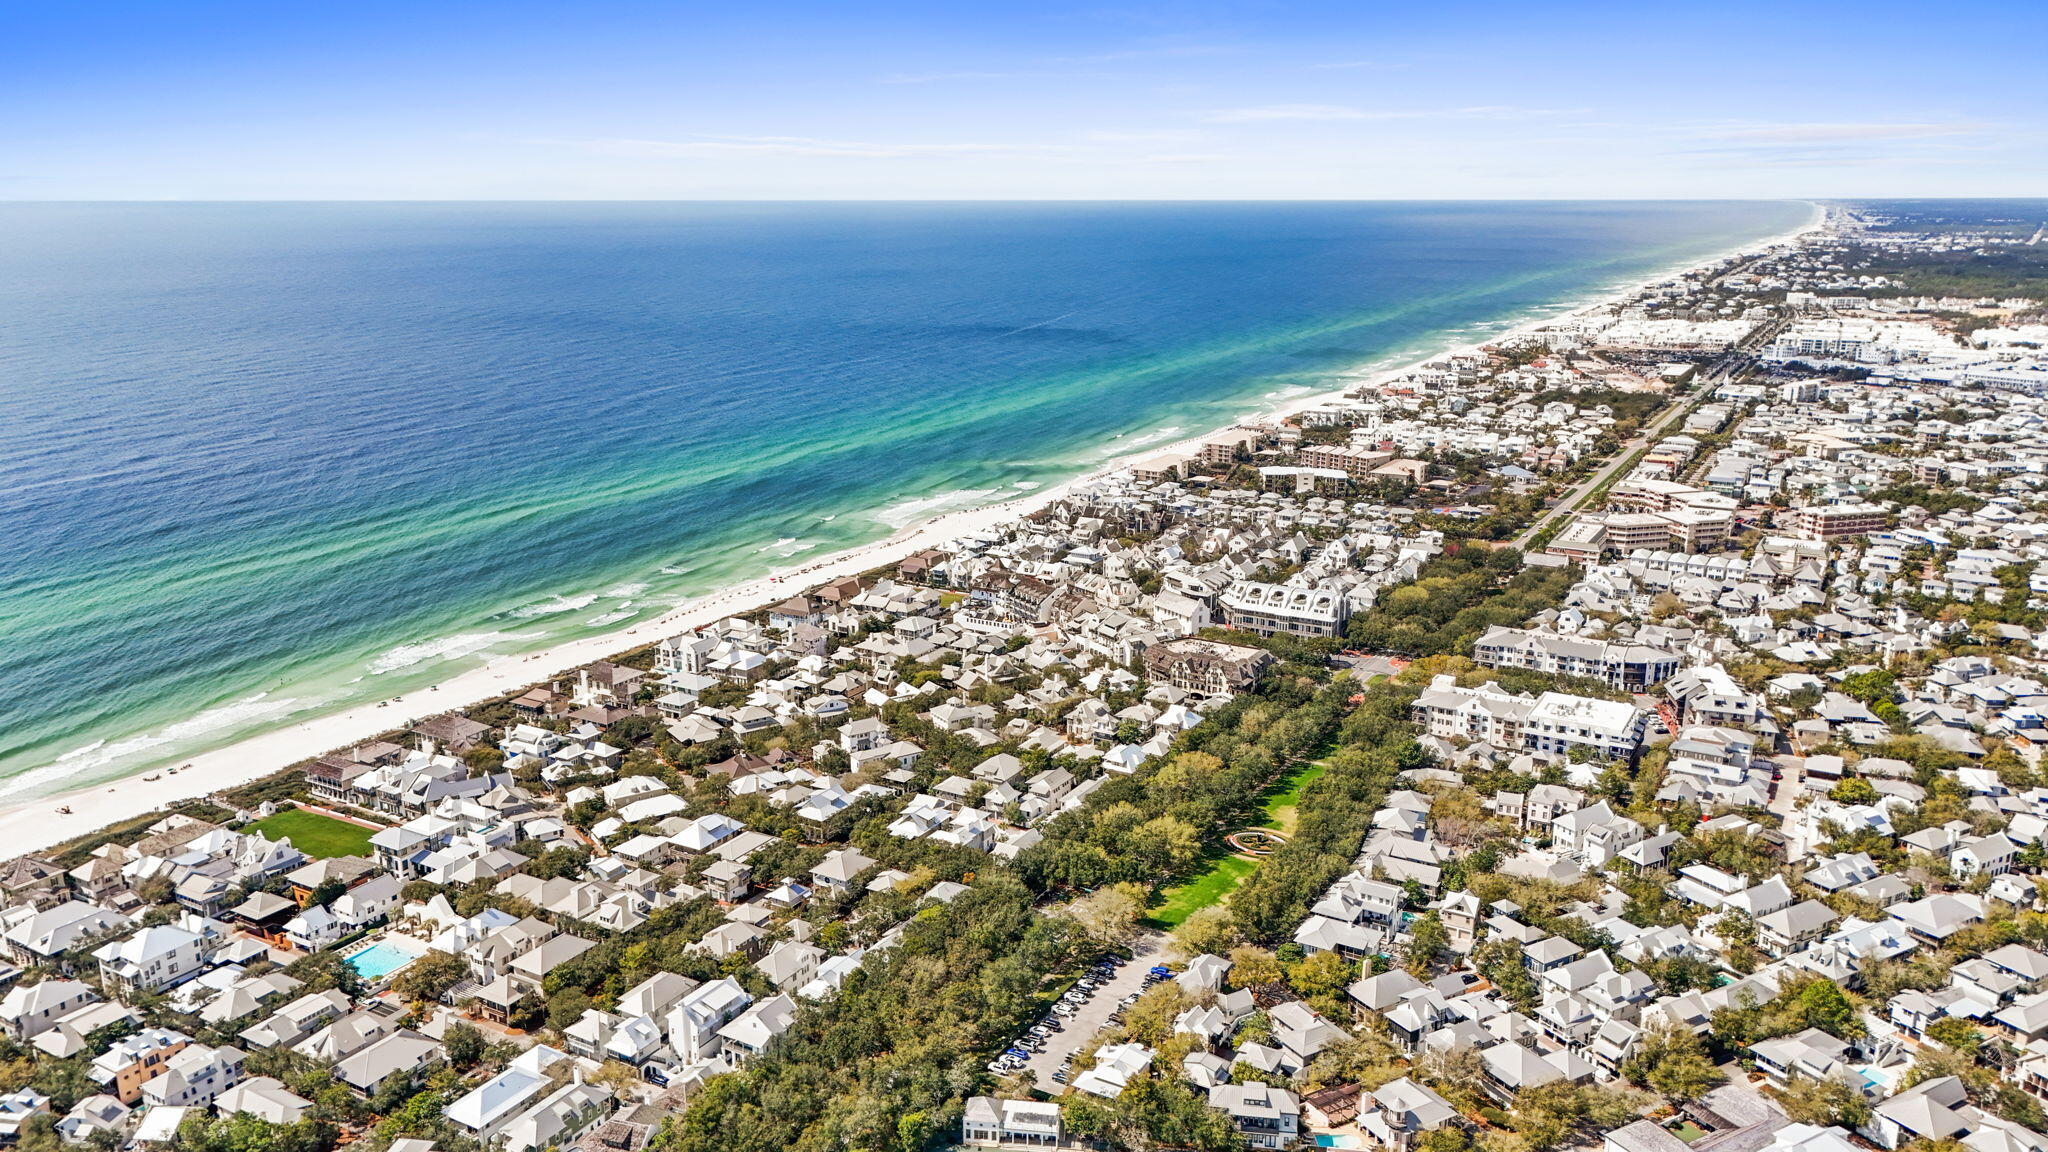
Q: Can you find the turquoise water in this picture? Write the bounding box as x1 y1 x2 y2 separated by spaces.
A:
346 941 417 982
0 201 1811 798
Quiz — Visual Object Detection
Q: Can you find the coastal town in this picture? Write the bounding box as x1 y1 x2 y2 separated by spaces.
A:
6 201 2048 1152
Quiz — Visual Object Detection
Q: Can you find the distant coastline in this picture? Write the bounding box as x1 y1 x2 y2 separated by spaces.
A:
0 201 1819 851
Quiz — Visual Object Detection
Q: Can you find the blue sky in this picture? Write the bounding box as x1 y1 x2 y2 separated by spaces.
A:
2 0 2041 199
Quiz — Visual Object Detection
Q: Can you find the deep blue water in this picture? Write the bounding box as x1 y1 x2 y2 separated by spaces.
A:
0 201 1810 796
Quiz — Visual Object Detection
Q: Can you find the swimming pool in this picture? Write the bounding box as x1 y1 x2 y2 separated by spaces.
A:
345 941 420 982
1314 1135 1361 1148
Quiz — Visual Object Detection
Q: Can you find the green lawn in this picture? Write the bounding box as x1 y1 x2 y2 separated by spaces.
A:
1670 1123 1707 1143
1146 856 1257 927
241 807 378 858
1256 760 1328 836
1143 760 1332 928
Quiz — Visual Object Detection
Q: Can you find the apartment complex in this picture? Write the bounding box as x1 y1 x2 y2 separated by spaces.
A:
1472 627 1680 691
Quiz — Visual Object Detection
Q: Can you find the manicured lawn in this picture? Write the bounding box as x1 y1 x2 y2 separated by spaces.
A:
1256 760 1328 836
241 807 377 858
1146 855 1257 927
1670 1123 1707 1143
1144 759 1332 927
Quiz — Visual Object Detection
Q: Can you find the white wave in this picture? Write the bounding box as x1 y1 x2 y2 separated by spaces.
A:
1099 425 1184 456
368 632 514 676
601 582 649 598
10 692 303 795
658 565 695 576
586 607 641 627
508 592 598 618
870 488 998 529
54 739 106 764
1012 480 1042 490
754 536 821 557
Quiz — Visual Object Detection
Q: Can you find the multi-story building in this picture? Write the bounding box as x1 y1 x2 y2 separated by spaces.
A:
93 926 212 997
89 1029 191 1105
1602 513 1676 553
1411 677 1647 762
1196 429 1263 467
1141 638 1273 696
1208 1084 1301 1150
1298 444 1395 480
1473 627 1680 691
961 1097 1064 1147
138 1043 244 1110
1789 503 1889 541
1220 582 1348 638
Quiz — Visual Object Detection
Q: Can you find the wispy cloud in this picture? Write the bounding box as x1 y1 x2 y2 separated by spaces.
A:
1200 103 1576 124
1698 121 1982 144
879 38 1230 83
1670 120 1990 168
1307 51 1470 71
578 135 1073 161
1080 129 1207 144
879 69 1082 85
1053 41 1233 64
1202 103 1370 123
1124 152 1231 164
1308 60 1410 72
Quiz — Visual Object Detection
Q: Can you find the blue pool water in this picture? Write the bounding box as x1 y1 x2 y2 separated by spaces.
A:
346 941 418 982
1314 1135 1361 1148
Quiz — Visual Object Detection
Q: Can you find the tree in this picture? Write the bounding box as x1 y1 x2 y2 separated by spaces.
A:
283 949 363 998
1131 816 1203 875
1830 778 1879 805
1064 884 1146 949
1622 1024 1724 1103
1796 978 1863 1039
443 1022 486 1070
1777 1075 1872 1129
176 1112 332 1152
1473 938 1539 1011
1838 669 1899 706
1170 906 1238 960
392 950 469 1006
1925 1017 1983 1055
1418 1129 1476 1152
1227 946 1284 990
1287 951 1356 1004
1405 912 1451 977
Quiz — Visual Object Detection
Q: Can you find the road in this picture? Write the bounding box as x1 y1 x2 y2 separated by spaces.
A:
1019 931 1168 1090
1511 316 1788 551
1768 754 1805 821
1511 401 1689 550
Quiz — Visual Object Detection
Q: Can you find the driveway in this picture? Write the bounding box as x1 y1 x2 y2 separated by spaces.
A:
1019 931 1169 1090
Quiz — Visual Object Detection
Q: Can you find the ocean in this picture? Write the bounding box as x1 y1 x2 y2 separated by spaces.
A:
0 200 1810 799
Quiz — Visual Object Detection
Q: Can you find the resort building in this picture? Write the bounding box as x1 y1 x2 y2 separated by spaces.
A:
1472 627 1680 691
1219 582 1349 638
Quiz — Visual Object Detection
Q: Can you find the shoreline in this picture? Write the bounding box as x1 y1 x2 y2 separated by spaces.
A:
0 204 1822 858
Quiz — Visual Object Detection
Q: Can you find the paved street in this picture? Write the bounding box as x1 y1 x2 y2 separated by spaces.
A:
1511 317 1787 551
1019 931 1169 1090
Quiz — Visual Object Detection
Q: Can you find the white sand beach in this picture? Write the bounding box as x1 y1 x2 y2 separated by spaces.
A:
0 206 1823 857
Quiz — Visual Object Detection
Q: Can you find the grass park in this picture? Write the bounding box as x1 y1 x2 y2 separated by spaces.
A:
1143 758 1328 928
241 806 379 858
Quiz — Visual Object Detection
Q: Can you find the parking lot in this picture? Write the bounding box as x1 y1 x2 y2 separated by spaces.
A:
1003 932 1168 1089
